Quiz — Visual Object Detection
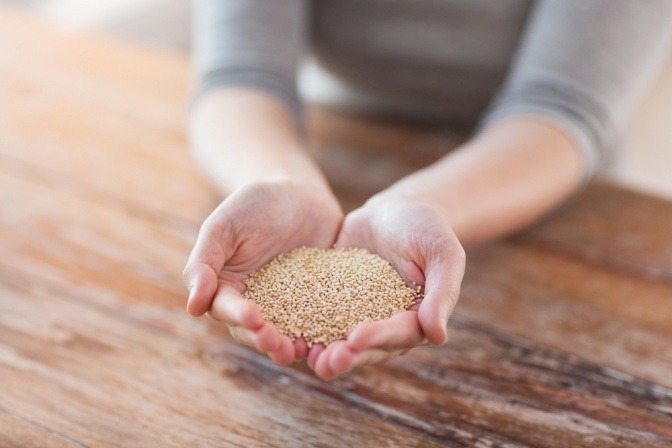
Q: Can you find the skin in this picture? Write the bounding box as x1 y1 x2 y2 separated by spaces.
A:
185 89 343 365
183 87 583 380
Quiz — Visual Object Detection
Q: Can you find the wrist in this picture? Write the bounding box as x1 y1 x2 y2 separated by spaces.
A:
239 174 339 213
190 87 325 195
192 135 334 198
364 189 450 226
366 117 584 246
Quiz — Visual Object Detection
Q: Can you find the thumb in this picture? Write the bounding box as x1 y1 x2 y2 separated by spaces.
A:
418 239 465 345
183 217 232 316
334 209 369 249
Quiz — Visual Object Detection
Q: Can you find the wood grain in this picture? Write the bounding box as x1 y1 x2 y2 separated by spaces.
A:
236 318 672 447
459 242 672 388
2 167 671 446
309 106 464 211
524 183 672 281
0 7 214 230
0 408 80 448
1 5 672 447
0 277 439 448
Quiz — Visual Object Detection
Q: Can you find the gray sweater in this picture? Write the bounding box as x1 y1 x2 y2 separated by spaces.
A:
194 0 672 178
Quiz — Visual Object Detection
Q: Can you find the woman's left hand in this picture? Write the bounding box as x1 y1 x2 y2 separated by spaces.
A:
307 198 466 380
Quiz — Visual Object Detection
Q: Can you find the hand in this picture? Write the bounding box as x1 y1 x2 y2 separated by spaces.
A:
308 198 465 380
183 179 343 365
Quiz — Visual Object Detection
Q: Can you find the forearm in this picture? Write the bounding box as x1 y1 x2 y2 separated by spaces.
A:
369 117 583 246
189 88 333 197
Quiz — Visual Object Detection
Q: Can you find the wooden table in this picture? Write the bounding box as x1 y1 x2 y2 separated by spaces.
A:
1 8 671 447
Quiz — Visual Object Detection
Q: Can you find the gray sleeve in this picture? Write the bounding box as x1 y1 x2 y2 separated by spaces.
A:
192 0 308 124
481 0 672 181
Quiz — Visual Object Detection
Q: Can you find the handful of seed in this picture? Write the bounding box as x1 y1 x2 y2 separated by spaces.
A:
242 247 421 347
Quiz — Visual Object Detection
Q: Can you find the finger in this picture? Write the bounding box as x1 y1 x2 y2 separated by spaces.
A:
334 208 369 250
347 311 426 351
293 338 309 362
210 286 263 329
183 217 231 316
183 261 219 317
307 343 326 370
269 335 296 366
229 323 282 353
314 347 337 381
327 341 357 376
418 239 465 345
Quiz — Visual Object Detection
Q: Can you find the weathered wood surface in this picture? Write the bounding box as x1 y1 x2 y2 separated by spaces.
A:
0 408 78 448
1 7 671 447
525 184 672 281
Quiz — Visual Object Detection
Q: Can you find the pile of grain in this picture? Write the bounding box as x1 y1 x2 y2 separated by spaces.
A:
242 247 421 346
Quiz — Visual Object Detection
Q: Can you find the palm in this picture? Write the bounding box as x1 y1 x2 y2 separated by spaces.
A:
185 181 342 365
339 202 443 288
308 200 465 380
217 184 339 279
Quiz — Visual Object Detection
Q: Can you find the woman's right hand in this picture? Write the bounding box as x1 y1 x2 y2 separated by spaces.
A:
183 179 343 365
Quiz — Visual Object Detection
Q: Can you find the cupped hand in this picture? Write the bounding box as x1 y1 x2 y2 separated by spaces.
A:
183 180 343 365
308 198 465 380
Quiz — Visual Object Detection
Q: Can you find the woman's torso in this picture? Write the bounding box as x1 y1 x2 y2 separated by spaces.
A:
301 0 534 127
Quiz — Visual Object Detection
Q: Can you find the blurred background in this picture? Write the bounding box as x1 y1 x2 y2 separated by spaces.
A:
5 0 672 199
